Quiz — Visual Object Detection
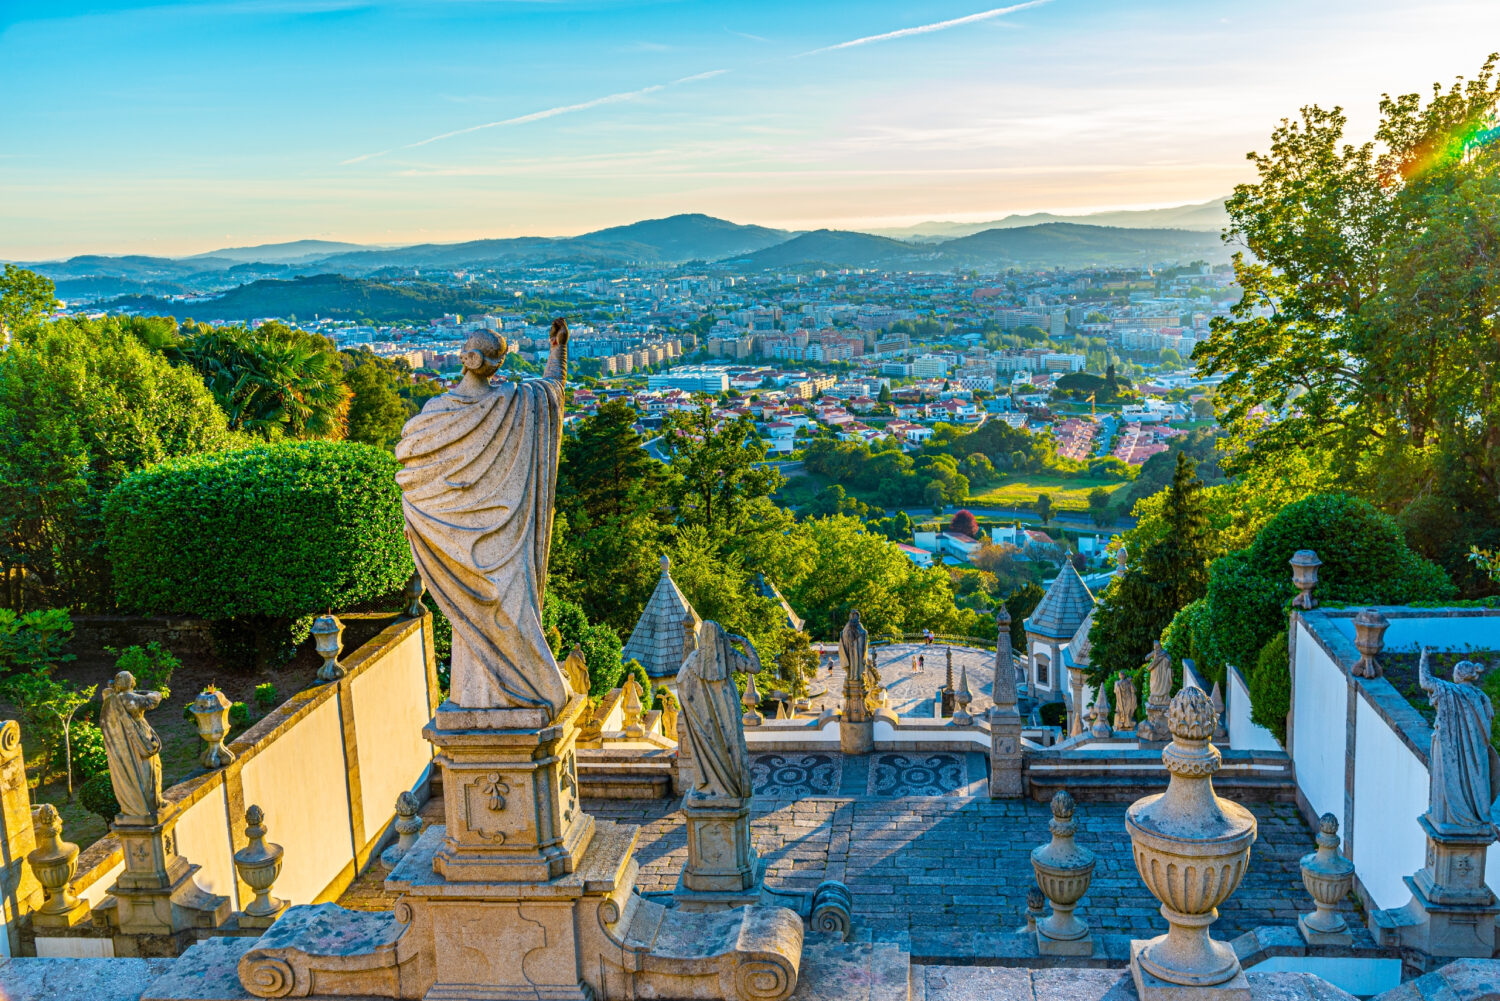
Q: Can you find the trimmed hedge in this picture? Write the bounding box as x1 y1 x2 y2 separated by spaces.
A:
104 441 413 619
1198 493 1454 674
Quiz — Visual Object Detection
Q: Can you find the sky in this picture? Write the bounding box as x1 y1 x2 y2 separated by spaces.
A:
2 0 1498 259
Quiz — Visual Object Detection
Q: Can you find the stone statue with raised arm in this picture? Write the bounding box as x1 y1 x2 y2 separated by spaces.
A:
1419 647 1500 836
840 610 870 723
676 622 760 802
100 671 165 819
396 318 571 717
1137 641 1174 741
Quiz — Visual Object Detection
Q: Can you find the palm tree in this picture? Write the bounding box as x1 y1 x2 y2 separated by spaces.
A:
177 324 350 440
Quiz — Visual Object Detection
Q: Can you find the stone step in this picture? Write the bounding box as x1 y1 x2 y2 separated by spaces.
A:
792 939 911 1001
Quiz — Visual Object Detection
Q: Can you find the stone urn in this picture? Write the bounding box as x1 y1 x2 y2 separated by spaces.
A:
1126 686 1257 987
1299 813 1355 943
311 614 345 683
1031 790 1096 953
233 805 286 927
28 803 83 919
190 688 237 768
1289 550 1321 610
1351 608 1389 679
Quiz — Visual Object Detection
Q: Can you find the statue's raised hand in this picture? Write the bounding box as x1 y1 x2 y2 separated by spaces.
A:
550 318 569 347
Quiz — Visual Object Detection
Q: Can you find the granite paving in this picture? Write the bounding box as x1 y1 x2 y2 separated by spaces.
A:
585 792 1349 945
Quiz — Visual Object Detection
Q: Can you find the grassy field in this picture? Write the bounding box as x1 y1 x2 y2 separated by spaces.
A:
967 475 1130 512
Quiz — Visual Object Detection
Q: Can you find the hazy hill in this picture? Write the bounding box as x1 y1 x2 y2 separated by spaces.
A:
578 213 791 261
104 274 499 322
936 223 1226 269
728 230 925 269
187 239 371 263
873 198 1231 240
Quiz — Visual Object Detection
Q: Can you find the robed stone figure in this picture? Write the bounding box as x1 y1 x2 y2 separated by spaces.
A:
100 671 165 818
1146 640 1173 704
840 610 870 722
1419 647 1500 836
676 622 759 801
397 320 570 715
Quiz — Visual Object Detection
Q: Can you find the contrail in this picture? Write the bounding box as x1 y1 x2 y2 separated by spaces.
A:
800 0 1051 56
341 69 727 165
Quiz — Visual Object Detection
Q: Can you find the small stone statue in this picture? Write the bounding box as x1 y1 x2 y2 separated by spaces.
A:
396 319 571 716
1418 646 1500 836
840 611 870 724
561 646 590 699
1114 672 1138 731
1137 641 1174 741
100 670 165 819
676 621 759 802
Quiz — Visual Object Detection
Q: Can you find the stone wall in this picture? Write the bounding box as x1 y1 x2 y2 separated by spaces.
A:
1288 606 1500 914
68 617 219 668
56 614 440 955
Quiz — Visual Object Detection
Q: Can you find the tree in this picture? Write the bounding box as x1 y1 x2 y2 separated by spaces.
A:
1034 493 1054 525
877 383 892 404
776 628 818 699
176 322 351 440
1193 58 1500 588
0 265 57 332
1191 397 1215 419
1003 582 1045 652
924 480 947 514
0 318 233 610
661 406 781 537
5 670 96 797
343 353 413 450
948 509 979 538
1087 487 1112 527
1087 452 1213 685
560 400 665 525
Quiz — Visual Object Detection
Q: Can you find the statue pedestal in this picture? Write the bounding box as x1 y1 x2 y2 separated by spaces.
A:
840 718 874 754
1373 814 1500 959
423 697 594 884
988 708 1024 798
104 809 231 950
1136 700 1171 744
674 796 760 911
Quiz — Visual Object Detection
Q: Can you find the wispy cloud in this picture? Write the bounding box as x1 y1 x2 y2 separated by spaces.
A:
727 27 771 43
799 0 1051 56
341 69 727 164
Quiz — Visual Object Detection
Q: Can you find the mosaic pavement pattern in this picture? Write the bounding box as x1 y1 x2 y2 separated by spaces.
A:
751 752 842 797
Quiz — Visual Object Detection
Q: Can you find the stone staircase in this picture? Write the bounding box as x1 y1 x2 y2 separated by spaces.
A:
791 938 911 1001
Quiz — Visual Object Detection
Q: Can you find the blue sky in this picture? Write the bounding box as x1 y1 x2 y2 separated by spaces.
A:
2 0 1498 258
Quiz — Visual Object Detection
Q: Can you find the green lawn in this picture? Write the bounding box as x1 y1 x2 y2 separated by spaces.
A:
968 475 1130 512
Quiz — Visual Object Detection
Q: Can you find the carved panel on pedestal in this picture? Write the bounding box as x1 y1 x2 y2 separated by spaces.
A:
464 773 511 844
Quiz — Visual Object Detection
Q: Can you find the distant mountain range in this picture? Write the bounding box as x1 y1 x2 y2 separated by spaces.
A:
14 205 1231 318
866 198 1230 240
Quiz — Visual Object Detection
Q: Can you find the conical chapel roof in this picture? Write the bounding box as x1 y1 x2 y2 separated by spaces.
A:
621 555 702 679
1024 561 1096 642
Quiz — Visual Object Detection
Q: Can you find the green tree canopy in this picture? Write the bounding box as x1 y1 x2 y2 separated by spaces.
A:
176 322 351 440
0 317 233 610
0 265 58 332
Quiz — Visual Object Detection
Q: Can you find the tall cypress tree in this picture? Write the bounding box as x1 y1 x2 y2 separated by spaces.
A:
1087 451 1211 685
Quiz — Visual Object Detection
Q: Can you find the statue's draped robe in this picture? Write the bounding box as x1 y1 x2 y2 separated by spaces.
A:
1148 650 1172 703
676 623 752 801
101 690 163 818
1115 675 1138 722
839 618 869 721
396 378 569 714
1427 678 1500 834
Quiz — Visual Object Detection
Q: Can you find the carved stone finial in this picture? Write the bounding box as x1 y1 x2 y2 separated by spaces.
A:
952 665 974 725
661 553 671 573
311 614 345 683
1024 885 1046 934
1090 684 1112 739
621 675 647 738
1289 550 1322 610
1351 608 1389 679
1126 686 1258 991
403 571 426 618
190 688 237 768
28 803 88 927
1030 789 1096 955
1299 813 1355 944
742 671 764 727
1210 681 1228 741
381 791 424 870
233 804 287 928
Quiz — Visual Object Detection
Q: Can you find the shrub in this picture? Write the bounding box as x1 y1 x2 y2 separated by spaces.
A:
110 642 178 699
228 701 251 727
542 594 624 699
1039 701 1067 728
70 719 108 780
1200 493 1455 673
79 771 120 822
1249 631 1291 746
105 441 413 663
254 682 278 710
0 608 75 678
625 659 655 712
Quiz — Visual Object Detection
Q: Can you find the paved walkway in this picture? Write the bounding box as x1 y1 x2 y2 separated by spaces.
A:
341 751 1341 949
810 642 1005 718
